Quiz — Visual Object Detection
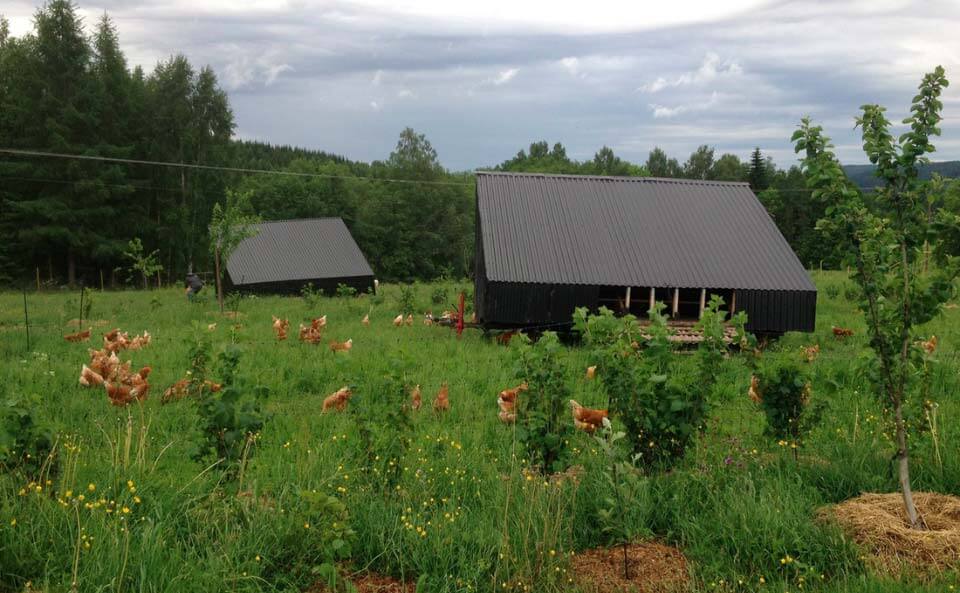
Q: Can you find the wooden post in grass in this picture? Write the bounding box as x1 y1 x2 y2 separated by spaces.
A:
22 287 30 351
100 269 104 291
78 284 84 328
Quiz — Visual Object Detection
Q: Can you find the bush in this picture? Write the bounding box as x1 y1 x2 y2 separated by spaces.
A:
752 354 822 449
824 284 840 300
513 332 573 473
397 284 416 315
0 393 54 478
430 286 448 306
351 360 413 492
301 282 321 308
335 283 357 298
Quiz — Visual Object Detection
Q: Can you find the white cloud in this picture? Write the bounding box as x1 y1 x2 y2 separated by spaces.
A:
397 89 416 99
491 68 519 86
369 100 381 111
559 57 579 75
372 69 383 85
639 53 742 93
650 91 720 119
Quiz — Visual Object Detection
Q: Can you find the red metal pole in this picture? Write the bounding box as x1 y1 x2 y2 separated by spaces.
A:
456 291 465 338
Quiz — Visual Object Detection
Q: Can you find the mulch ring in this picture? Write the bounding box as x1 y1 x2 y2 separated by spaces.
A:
570 541 689 593
308 572 415 593
819 491 960 578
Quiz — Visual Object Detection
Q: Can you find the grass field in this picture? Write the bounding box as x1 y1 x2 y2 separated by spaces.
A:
0 272 958 593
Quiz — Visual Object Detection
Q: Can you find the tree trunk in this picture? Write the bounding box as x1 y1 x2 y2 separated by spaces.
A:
214 244 224 313
895 400 920 528
67 251 76 287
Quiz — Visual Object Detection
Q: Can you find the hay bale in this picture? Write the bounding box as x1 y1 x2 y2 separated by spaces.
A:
820 492 960 577
571 541 689 593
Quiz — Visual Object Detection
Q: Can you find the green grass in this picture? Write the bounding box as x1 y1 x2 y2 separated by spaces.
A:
0 273 957 592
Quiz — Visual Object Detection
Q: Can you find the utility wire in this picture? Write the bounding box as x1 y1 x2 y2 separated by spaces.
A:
0 148 474 187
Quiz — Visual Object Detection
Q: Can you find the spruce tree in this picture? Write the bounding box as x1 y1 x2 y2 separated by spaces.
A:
748 147 769 190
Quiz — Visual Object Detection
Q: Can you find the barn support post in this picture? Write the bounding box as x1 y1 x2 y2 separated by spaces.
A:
625 286 632 312
699 288 706 319
22 287 30 351
649 287 655 314
672 288 679 317
731 291 737 315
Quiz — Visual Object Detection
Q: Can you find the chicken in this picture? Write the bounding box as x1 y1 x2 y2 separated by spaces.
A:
298 322 323 344
748 374 761 404
405 314 414 326
362 314 370 326
832 326 854 338
496 331 517 346
127 331 151 350
65 328 91 343
393 314 404 327
272 316 290 341
312 315 327 330
105 382 134 407
79 364 104 387
411 384 422 411
329 338 353 352
498 410 517 424
322 386 352 413
433 383 450 412
569 400 609 433
103 329 129 352
585 365 597 380
497 382 528 414
423 314 433 326
207 323 217 331
162 379 190 404
920 335 938 355
802 344 820 363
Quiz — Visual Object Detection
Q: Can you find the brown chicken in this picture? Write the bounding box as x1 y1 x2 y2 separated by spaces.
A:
312 315 327 330
393 314 404 327
362 314 370 326
405 314 414 327
329 338 353 352
79 364 105 387
272 316 290 341
322 386 352 413
748 374 761 404
105 382 135 406
585 365 597 380
127 331 151 350
802 344 820 363
496 382 527 423
433 383 450 412
65 328 91 343
832 326 854 338
569 400 609 433
299 323 323 344
920 335 938 354
496 331 517 346
411 384 422 411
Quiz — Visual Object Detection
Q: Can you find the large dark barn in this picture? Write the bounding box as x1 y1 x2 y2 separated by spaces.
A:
225 218 374 294
474 172 816 335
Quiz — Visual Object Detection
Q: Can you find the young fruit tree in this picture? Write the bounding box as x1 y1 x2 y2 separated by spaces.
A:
792 66 956 528
208 190 260 313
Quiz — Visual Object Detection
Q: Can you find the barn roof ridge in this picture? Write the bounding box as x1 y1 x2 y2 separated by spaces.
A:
475 170 751 187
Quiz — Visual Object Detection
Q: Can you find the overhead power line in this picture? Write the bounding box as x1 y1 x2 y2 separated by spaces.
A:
0 148 474 187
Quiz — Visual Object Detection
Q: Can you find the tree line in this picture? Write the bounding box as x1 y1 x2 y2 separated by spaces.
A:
4 1 954 288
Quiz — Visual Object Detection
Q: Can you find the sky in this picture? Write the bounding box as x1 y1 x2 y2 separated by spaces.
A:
5 0 960 171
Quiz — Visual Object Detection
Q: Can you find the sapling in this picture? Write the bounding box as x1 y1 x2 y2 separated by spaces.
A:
513 332 572 474
594 426 647 580
793 66 956 527
750 353 823 459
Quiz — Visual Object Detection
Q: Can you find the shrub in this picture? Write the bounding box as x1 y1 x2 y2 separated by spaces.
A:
824 284 840 300
751 354 822 450
301 282 321 308
575 298 747 470
351 360 413 492
513 332 573 473
397 284 416 315
335 283 357 298
430 286 448 306
0 393 54 478
192 337 270 473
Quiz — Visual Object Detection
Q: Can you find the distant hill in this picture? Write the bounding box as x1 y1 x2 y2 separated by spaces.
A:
843 161 960 188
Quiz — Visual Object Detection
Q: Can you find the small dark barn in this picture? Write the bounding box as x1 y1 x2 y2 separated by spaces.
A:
225 218 374 294
474 172 816 335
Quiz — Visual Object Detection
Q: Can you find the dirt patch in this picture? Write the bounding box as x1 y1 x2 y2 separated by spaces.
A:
308 572 415 593
820 492 960 577
570 542 689 593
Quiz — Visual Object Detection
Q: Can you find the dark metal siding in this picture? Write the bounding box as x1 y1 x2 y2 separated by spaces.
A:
738 289 817 334
476 172 815 292
226 218 374 290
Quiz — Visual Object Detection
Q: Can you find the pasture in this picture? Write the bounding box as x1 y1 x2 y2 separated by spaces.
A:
0 272 958 593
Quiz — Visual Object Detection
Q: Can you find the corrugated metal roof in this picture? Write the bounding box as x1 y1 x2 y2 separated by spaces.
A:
477 172 815 292
226 218 373 285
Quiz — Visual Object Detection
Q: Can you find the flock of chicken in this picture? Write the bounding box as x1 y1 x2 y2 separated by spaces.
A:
72 328 153 406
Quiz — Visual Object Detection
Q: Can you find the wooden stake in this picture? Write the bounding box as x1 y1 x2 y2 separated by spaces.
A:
672 288 679 317
699 288 706 319
731 291 737 315
625 286 632 312
100 269 105 291
23 288 30 351
79 284 84 327
649 287 655 314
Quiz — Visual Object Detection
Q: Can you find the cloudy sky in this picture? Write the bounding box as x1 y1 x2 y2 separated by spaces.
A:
5 0 960 170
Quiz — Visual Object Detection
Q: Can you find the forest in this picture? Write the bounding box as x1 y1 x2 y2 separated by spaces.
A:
2 1 959 289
